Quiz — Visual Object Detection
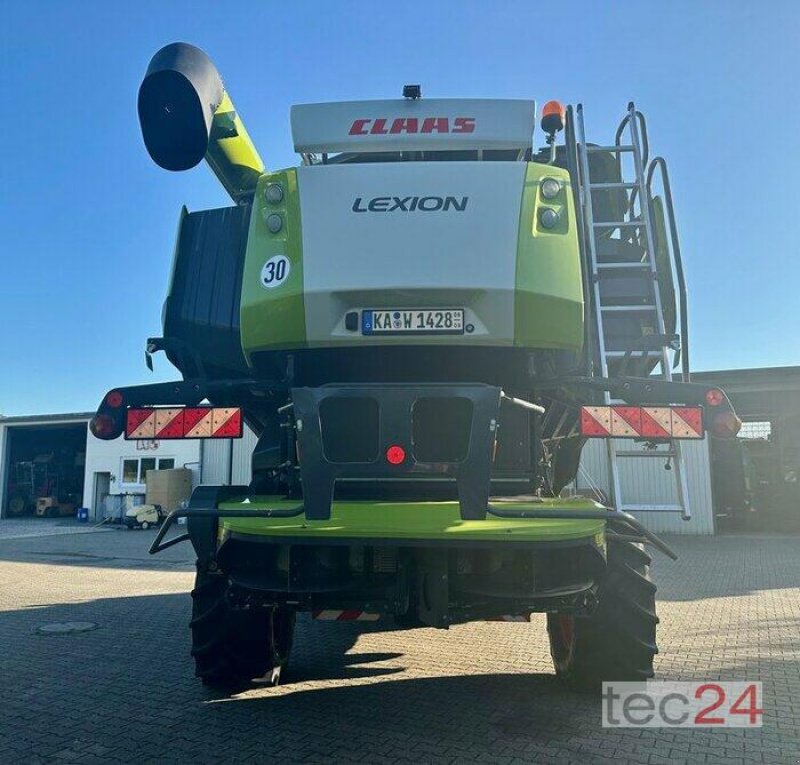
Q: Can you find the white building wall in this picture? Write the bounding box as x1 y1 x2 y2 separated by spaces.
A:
83 431 201 517
200 426 258 486
576 437 715 534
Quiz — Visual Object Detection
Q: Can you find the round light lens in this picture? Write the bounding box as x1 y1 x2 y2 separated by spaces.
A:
265 183 283 204
90 413 117 439
265 213 283 233
540 178 561 199
386 445 406 465
539 208 560 229
105 390 124 408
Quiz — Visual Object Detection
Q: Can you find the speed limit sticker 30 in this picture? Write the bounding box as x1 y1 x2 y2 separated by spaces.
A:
261 255 291 289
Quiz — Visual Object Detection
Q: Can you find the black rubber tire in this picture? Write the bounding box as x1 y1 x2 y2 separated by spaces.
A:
8 495 27 516
547 537 659 691
189 564 295 689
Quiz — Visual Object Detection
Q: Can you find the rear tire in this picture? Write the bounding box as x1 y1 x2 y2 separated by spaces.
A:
190 564 295 689
547 538 658 691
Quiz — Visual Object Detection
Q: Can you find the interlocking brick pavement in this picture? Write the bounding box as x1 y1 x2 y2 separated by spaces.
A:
0 529 798 763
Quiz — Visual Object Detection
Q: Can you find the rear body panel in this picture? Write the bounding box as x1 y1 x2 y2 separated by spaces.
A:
239 161 583 360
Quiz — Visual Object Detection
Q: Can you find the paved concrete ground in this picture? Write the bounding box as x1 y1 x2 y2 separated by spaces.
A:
0 529 798 764
0 518 114 541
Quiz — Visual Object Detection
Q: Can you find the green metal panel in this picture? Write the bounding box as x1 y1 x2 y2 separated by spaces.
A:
204 92 265 202
219 496 605 543
514 164 584 351
240 169 307 359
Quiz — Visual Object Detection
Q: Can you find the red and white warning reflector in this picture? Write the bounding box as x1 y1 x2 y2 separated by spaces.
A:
125 407 243 440
312 610 381 622
580 405 704 440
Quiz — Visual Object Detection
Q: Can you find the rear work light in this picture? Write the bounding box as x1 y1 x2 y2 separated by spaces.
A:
581 405 704 440
125 407 243 440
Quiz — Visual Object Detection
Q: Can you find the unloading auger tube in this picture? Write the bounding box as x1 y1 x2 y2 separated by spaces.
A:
137 42 264 202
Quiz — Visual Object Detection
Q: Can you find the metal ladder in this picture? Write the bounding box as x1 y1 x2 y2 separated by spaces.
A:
576 102 691 520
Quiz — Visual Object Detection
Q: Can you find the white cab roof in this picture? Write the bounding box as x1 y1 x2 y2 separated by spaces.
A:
291 99 537 154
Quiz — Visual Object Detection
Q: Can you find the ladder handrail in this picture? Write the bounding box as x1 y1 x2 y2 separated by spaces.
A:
646 156 690 382
617 106 649 217
565 104 595 376
615 104 650 168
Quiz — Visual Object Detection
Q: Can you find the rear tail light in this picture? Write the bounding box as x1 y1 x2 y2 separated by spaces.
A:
90 413 119 440
710 410 742 439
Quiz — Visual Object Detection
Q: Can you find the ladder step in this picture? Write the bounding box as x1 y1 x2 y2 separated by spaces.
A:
593 220 647 228
620 504 685 514
590 182 639 190
600 304 656 312
597 262 650 270
605 350 663 358
587 144 635 153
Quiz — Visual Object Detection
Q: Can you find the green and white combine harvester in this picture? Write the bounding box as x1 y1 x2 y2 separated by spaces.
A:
91 43 741 689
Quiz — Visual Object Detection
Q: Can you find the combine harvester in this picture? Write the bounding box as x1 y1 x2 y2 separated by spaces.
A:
91 43 741 689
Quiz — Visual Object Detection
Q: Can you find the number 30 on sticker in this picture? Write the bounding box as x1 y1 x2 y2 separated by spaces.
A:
261 255 291 289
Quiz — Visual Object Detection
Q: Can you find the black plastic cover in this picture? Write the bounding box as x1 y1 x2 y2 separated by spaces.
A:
163 205 251 377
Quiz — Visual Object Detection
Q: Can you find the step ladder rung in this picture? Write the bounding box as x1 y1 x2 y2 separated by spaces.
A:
590 182 639 190
587 144 635 153
600 304 656 312
605 350 663 358
597 261 651 270
593 220 646 228
620 504 685 514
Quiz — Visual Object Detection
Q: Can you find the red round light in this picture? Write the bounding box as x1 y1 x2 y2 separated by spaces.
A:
105 390 124 408
386 445 406 465
705 388 725 407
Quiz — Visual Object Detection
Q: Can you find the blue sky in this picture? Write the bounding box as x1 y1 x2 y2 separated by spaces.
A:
1 0 798 415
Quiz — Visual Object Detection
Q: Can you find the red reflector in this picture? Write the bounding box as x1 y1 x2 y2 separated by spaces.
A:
386 445 406 465
580 406 704 439
705 388 726 407
124 407 243 440
105 390 124 408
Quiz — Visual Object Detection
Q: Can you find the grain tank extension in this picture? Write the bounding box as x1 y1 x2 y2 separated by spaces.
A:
92 43 741 689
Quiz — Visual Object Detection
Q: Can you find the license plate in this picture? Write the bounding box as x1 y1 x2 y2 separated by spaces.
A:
362 309 464 335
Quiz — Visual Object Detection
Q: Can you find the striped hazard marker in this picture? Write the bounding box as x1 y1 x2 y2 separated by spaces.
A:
312 610 381 622
125 407 243 440
580 405 704 440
